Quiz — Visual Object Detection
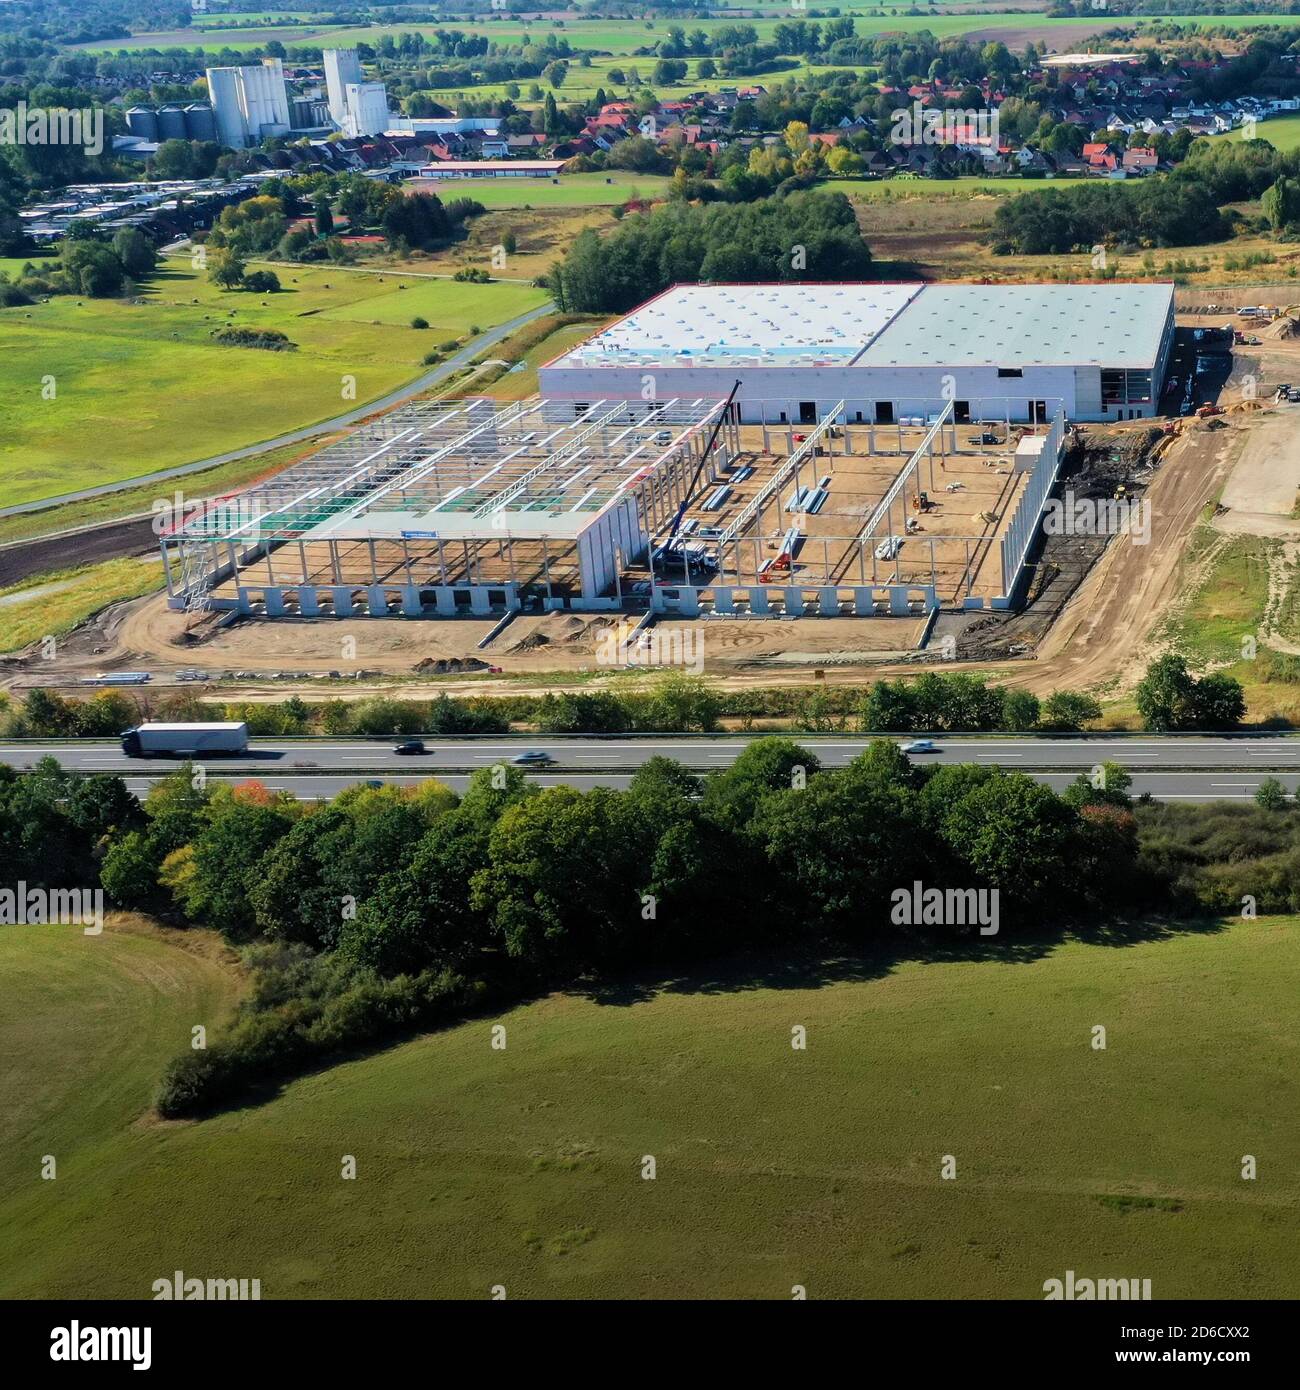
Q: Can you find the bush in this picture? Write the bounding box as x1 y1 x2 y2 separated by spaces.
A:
155 960 485 1117
213 326 296 351
410 315 429 329
243 269 280 293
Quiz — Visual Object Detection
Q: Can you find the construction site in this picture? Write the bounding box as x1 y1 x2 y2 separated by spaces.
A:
159 390 1068 626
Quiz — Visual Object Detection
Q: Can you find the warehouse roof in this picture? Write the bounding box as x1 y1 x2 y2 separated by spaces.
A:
551 281 1174 373
557 282 924 369
858 283 1174 371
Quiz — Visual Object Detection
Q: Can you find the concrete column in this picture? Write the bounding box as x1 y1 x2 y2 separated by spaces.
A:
367 586 389 616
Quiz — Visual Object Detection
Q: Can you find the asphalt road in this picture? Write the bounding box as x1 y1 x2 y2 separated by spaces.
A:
4 736 1300 801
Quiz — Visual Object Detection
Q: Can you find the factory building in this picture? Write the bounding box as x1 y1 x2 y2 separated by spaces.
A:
323 47 362 128
539 282 1175 426
205 58 292 149
323 48 390 137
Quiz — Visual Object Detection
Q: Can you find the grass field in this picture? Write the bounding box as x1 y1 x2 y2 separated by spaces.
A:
0 554 165 653
0 919 241 1217
1214 113 1300 152
838 175 1095 200
0 256 547 510
409 171 676 210
80 13 1120 55
0 913 1296 1299
0 429 350 544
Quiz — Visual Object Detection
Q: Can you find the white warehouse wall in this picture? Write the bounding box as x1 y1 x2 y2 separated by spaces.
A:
538 363 1088 423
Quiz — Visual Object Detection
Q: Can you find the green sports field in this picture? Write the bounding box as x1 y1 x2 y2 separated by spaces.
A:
0 913 1295 1299
0 257 548 509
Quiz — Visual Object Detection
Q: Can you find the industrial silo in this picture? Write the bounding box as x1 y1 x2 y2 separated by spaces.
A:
157 104 187 141
126 106 159 140
184 103 217 142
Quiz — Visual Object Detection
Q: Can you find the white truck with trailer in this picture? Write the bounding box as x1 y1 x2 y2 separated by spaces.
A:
120 722 249 757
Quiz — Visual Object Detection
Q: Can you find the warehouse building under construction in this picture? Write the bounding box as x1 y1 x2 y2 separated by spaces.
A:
161 384 1068 621
163 279 1174 622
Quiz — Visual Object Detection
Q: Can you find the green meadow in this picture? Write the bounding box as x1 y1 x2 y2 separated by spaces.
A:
0 256 547 509
411 170 676 209
0 913 1295 1299
1213 112 1300 151
834 174 1096 199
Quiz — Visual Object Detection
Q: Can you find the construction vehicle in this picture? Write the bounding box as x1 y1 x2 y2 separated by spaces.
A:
1196 403 1224 418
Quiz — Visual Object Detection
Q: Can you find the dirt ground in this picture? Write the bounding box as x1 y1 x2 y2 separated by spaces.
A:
1003 414 1249 696
1220 406 1300 516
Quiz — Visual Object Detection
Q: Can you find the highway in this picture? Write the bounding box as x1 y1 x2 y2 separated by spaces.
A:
4 736 1300 801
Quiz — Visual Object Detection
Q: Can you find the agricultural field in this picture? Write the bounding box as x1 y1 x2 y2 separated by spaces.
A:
80 13 1125 56
0 913 1295 1299
0 256 548 510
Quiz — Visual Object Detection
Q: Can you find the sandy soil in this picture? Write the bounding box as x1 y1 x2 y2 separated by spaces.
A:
1220 404 1300 516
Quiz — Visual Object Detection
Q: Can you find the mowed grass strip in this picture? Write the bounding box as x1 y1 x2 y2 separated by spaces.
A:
0 917 1295 1298
0 258 548 509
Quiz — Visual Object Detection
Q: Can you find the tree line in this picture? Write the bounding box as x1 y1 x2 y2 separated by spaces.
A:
546 188 871 313
0 659 1244 740
0 732 1289 1119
